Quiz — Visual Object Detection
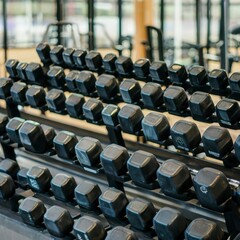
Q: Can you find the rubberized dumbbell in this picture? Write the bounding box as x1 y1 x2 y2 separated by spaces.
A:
16 62 28 81
76 71 96 96
103 53 117 73
25 63 45 85
168 64 188 86
188 65 208 87
10 82 28 105
50 45 65 66
62 48 76 68
0 78 13 99
73 49 87 69
0 172 15 199
208 69 229 93
115 56 133 77
65 70 80 91
134 58 150 80
0 159 19 179
5 59 19 79
85 51 103 72
120 79 141 104
65 93 85 118
150 61 169 84
6 117 25 144
47 66 65 88
36 42 51 64
105 226 138 240
229 72 240 97
0 114 8 136
25 85 46 108
46 89 66 113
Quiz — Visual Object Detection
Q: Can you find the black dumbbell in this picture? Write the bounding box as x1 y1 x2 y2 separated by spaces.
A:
216 98 240 127
149 61 169 84
27 166 52 193
0 172 15 199
25 63 45 85
82 98 104 123
157 159 192 198
19 196 46 227
170 120 201 152
163 86 188 115
74 180 102 210
6 117 25 144
51 173 77 202
229 72 240 95
119 79 141 104
5 59 19 79
118 104 144 134
202 126 233 159
115 56 133 77
96 74 119 101
234 136 240 162
0 114 8 136
141 82 163 108
65 93 85 118
65 70 80 91
36 42 51 64
208 69 228 92
41 124 56 148
74 216 107 240
47 66 65 88
53 131 78 159
10 82 28 104
188 65 208 86
76 71 96 95
0 78 13 99
103 53 117 73
127 150 159 188
153 207 187 240
126 198 155 230
168 64 188 85
99 188 128 218
62 48 76 68
17 167 29 188
193 167 232 211
0 159 20 179
134 58 150 79
189 91 215 121
44 206 74 237
85 51 103 72
102 104 120 127
105 226 138 240
73 49 87 69
185 218 224 240
50 45 65 66
75 137 102 167
45 89 66 113
25 85 46 108
16 62 28 81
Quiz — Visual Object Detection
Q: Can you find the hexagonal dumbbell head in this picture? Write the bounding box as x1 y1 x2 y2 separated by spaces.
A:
74 180 102 210
47 66 65 88
170 120 201 151
76 71 96 95
126 198 155 230
25 63 45 85
73 49 87 68
74 216 107 240
103 53 117 73
19 197 46 226
229 72 240 94
99 188 128 218
105 226 138 240
141 82 163 108
46 89 66 113
26 85 46 108
189 65 208 86
163 86 188 114
120 79 141 103
85 51 103 71
0 78 13 99
41 124 56 148
202 126 233 159
0 159 20 179
36 42 51 64
101 104 120 127
6 117 25 144
96 74 119 101
193 167 232 211
216 98 240 127
0 172 15 199
115 56 133 76
50 45 65 65
44 206 74 237
153 207 187 240
189 92 215 120
51 173 77 202
150 61 169 83
157 159 192 197
65 93 85 118
0 114 8 136
82 98 104 123
127 150 159 186
53 131 78 159
168 64 188 85
27 166 52 193
100 144 129 176
185 218 224 240
134 58 150 79
65 70 80 91
5 59 19 79
234 135 240 162
142 112 170 143
62 48 76 67
208 69 228 91
16 62 28 81
10 82 28 104
75 137 102 167
118 104 144 134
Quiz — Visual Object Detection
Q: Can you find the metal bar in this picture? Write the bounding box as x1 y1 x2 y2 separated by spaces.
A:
160 0 164 35
206 0 211 53
3 0 8 66
88 0 95 50
196 0 201 45
56 0 63 45
118 0 122 44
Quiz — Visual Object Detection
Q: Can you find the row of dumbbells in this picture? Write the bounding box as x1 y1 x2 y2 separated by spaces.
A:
0 160 230 239
1 116 239 216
